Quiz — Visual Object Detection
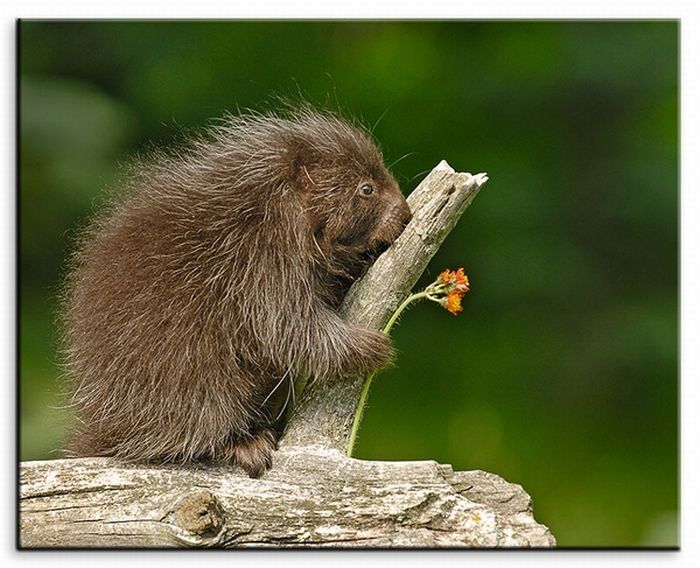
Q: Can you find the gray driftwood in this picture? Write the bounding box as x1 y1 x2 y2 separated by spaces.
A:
19 161 556 548
283 160 487 450
21 447 554 548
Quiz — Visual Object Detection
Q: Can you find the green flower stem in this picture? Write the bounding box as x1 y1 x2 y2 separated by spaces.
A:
381 291 431 336
346 290 431 457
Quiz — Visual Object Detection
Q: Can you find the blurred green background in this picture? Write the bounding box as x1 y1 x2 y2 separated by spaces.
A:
19 21 678 547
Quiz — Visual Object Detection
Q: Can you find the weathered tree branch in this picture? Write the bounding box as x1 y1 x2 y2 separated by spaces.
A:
19 161 556 548
283 160 487 451
20 447 554 548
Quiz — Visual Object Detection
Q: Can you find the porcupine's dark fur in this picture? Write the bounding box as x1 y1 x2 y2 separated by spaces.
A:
60 105 412 477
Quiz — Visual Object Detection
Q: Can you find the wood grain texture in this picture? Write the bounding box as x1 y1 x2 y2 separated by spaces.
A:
20 447 555 548
283 160 487 451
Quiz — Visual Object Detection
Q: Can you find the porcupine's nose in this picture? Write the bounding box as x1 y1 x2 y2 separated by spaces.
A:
380 199 412 247
397 198 412 229
389 178 412 229
386 192 412 234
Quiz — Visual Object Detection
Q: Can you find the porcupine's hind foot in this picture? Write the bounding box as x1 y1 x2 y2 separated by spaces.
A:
223 427 278 478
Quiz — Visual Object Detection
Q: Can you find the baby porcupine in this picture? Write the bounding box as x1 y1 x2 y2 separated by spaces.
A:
61 105 412 477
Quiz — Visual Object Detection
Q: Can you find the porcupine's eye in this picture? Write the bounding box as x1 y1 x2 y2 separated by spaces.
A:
359 183 374 196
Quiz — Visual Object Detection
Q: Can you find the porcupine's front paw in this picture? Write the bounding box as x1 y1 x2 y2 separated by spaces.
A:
344 326 394 376
224 427 278 478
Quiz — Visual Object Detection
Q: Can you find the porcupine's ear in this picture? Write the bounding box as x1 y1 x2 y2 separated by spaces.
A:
280 137 327 259
280 133 319 194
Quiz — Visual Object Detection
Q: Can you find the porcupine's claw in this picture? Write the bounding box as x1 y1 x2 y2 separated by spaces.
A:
223 427 278 478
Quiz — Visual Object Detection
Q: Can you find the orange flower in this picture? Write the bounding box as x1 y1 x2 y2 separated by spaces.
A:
453 268 469 292
454 267 468 286
440 268 453 285
443 291 464 316
439 267 470 293
429 268 470 316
